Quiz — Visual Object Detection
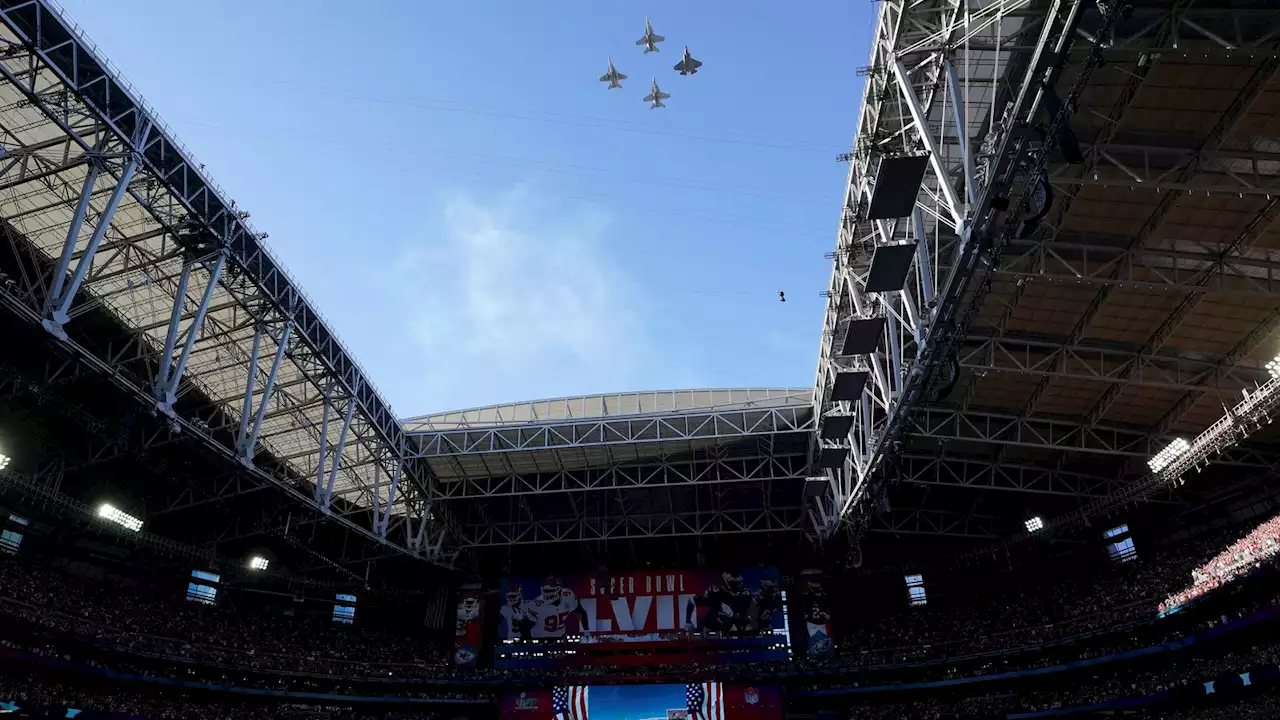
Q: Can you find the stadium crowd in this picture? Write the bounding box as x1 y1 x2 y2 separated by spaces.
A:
0 674 462 719
1160 514 1280 613
0 511 1277 720
0 555 452 679
4 513 1280 686
829 518 1280 669
843 642 1280 718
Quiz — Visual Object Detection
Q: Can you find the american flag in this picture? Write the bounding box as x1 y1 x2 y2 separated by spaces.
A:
686 682 723 720
554 686 590 720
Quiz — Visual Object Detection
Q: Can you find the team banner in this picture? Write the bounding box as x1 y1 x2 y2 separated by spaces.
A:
496 568 787 668
502 684 782 720
798 569 833 658
454 587 484 668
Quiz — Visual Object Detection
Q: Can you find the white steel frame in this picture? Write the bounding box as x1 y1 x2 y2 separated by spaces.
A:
814 0 1093 539
437 453 808 499
457 505 996 547
0 0 459 566
808 0 1275 540
410 404 814 458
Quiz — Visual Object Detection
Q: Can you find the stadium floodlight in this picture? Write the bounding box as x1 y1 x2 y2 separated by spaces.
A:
249 556 269 571
1147 437 1191 473
1267 355 1280 380
0 453 10 470
96 504 143 533
1025 516 1045 533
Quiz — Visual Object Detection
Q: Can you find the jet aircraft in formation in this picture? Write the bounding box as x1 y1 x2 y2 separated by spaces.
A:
642 78 671 109
674 46 702 75
599 57 627 89
598 18 701 108
636 17 665 53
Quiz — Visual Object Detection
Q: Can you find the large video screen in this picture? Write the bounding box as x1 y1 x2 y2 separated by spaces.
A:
501 684 782 720
495 568 788 668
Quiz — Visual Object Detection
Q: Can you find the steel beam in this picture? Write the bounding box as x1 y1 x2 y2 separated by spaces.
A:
958 333 1270 396
1156 306 1280 435
895 453 1126 498
461 507 805 547
868 507 1000 539
436 453 808 499
1072 48 1280 431
0 4 460 566
812 0 1098 538
993 238 1280 300
410 405 813 457
0 0 460 564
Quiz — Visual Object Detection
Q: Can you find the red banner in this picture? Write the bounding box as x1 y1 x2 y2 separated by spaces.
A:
454 588 483 668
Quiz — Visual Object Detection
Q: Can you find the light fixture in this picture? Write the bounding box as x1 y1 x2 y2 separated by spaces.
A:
1147 437 1191 473
1025 516 1045 533
249 556 269 571
96 504 142 532
0 453 10 470
1266 355 1280 380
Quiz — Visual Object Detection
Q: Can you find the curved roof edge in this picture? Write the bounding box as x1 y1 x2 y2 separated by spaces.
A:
402 387 811 432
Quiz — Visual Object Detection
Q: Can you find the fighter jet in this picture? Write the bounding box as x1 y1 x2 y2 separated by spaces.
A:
642 78 670 109
635 17 665 53
599 58 627 89
674 47 702 75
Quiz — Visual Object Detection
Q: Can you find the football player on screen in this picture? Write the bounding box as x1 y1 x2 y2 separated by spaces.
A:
525 576 589 639
805 599 833 655
751 577 784 632
455 596 480 637
685 569 755 634
500 584 535 640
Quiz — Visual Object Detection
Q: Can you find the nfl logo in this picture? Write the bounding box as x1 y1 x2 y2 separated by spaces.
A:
744 688 760 705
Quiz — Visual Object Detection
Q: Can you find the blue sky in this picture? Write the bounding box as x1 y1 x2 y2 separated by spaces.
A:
57 0 872 416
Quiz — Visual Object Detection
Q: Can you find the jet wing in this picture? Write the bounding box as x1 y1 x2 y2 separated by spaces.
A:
688 58 702 69
599 73 611 82
651 34 665 42
616 72 628 80
636 37 648 46
642 91 655 102
656 91 671 100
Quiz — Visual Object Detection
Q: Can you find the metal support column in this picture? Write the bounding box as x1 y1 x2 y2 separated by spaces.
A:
377 458 402 538
157 251 226 414
322 399 356 507
314 382 334 507
912 208 935 307
235 325 265 457
892 60 963 227
886 309 903 399
154 262 192 400
45 155 140 332
46 162 99 312
239 321 293 465
943 55 977 209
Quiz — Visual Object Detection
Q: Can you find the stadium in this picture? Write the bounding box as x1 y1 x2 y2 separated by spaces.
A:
1 0 1280 718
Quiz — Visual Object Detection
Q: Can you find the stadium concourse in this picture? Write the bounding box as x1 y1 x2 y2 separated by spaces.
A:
1 0 1280 718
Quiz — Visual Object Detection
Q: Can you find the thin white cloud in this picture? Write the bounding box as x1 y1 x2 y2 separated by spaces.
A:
395 186 654 411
